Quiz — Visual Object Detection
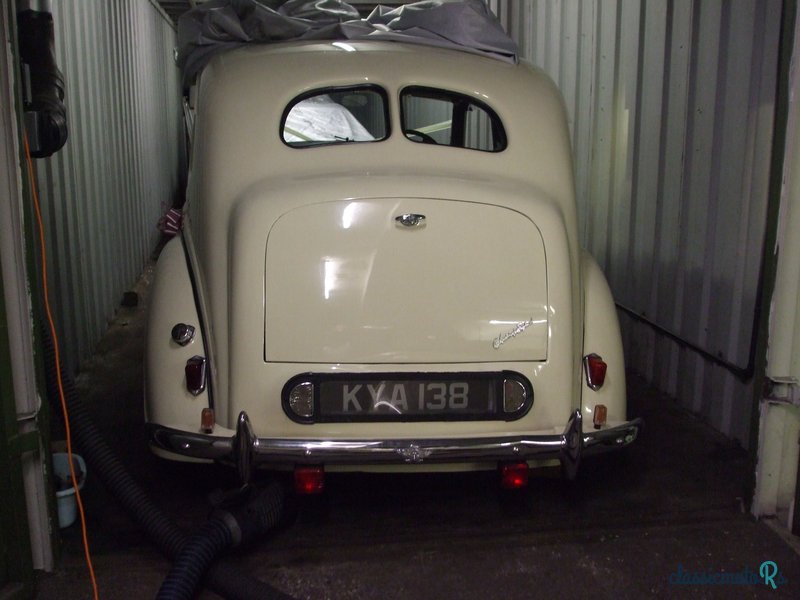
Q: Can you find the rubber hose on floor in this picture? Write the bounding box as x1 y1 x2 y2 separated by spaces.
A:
157 482 286 600
41 327 294 600
156 518 232 600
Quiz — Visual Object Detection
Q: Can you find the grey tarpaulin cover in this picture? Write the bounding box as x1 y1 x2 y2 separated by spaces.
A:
177 0 519 87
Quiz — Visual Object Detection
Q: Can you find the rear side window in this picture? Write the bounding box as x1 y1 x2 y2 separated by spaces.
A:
282 86 389 147
400 86 507 152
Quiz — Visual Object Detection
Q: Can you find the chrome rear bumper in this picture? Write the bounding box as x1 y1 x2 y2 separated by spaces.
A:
148 410 642 484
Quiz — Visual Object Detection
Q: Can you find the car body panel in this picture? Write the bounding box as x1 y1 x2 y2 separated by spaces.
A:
265 197 548 364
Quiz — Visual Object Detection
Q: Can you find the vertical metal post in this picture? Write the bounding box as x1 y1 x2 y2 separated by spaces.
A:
746 0 797 515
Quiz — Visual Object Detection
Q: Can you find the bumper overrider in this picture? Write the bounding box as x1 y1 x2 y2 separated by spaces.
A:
148 410 643 484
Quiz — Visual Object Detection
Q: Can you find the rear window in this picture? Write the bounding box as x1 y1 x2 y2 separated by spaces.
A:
282 86 389 147
400 86 507 152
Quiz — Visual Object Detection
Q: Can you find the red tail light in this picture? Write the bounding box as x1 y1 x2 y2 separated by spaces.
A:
583 354 607 390
185 356 207 396
499 461 529 489
294 466 325 495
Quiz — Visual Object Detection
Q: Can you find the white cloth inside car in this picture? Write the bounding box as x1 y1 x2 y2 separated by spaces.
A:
283 95 374 143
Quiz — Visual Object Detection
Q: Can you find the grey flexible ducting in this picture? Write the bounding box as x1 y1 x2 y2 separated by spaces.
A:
41 327 294 600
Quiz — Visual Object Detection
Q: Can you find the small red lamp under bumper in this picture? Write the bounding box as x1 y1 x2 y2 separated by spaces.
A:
294 466 325 495
499 461 530 489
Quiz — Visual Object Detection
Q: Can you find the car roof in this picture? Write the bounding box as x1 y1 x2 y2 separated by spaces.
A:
190 40 575 210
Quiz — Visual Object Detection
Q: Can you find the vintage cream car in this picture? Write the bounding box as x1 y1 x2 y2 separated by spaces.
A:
145 39 642 490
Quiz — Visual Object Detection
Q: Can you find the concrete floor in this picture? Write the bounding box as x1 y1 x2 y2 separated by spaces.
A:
35 265 800 599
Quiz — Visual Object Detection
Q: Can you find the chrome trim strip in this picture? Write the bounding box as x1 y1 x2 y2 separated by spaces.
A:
149 411 643 484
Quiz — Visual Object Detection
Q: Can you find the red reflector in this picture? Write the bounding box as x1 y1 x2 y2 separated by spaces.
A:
200 408 215 433
500 461 529 489
584 354 607 390
185 355 207 396
294 466 324 495
593 404 607 430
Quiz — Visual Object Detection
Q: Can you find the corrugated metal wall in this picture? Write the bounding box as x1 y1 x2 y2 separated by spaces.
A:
490 0 782 446
36 0 182 371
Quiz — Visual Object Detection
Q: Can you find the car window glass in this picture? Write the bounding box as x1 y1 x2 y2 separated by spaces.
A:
400 86 507 152
282 86 388 147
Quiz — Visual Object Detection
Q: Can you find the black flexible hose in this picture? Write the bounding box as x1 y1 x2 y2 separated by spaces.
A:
157 482 287 600
156 518 232 600
41 327 294 600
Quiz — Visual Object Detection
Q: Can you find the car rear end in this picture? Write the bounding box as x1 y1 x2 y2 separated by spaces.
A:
145 42 641 486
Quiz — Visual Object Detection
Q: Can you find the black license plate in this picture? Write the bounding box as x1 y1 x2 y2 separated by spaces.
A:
317 374 499 421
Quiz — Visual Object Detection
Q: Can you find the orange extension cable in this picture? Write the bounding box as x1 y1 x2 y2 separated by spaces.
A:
23 131 100 600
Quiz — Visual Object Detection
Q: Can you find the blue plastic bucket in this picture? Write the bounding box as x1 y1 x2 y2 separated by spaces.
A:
52 453 86 528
